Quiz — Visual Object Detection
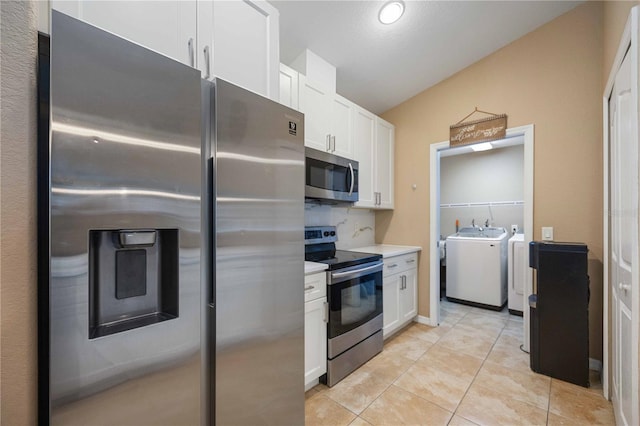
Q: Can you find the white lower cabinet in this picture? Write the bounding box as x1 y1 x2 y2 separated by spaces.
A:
304 271 327 390
382 252 418 339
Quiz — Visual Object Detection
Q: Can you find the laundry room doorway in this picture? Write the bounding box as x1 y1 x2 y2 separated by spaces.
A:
428 125 534 347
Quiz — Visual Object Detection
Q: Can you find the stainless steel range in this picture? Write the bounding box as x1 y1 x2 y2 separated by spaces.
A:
305 226 383 387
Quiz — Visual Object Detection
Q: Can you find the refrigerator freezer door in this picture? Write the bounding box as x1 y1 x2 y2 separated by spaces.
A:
45 11 203 425
207 79 305 425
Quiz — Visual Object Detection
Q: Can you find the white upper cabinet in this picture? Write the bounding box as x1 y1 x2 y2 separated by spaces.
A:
51 1 197 66
331 95 354 159
49 0 280 100
353 107 395 210
298 73 333 152
353 107 376 207
293 49 353 159
375 117 395 209
297 76 354 158
279 63 299 110
207 0 279 100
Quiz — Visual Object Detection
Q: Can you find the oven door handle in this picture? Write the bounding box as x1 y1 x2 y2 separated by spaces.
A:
330 262 383 283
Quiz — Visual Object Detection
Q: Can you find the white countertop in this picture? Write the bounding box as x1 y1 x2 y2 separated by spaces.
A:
349 244 422 258
305 261 328 275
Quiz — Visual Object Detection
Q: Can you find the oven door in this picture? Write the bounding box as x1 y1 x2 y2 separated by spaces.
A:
305 148 358 202
327 261 383 357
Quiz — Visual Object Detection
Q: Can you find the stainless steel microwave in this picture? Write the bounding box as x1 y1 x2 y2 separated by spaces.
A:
305 147 359 203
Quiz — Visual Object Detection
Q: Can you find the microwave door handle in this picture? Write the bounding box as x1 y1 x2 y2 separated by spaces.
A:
348 163 354 196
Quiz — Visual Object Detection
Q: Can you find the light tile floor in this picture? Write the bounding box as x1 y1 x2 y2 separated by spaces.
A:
305 299 615 426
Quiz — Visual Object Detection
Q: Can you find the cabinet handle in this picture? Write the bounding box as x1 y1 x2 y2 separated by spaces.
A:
323 301 329 323
203 45 211 79
406 259 415 264
388 263 398 268
619 282 631 292
400 275 405 290
304 285 315 291
331 135 336 152
188 38 194 67
326 134 331 151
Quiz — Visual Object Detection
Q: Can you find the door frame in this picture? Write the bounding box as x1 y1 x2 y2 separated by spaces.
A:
603 5 640 418
428 125 534 331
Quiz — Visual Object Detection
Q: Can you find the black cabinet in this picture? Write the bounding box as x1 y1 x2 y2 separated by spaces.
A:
529 241 589 387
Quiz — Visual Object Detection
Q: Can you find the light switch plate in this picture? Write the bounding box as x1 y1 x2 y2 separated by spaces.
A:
542 227 554 241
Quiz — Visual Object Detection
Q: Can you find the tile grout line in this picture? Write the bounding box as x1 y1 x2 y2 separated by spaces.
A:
325 320 451 422
448 315 508 423
347 309 470 422
310 305 507 425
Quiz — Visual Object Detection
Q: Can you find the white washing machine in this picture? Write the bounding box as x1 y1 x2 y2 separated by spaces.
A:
508 233 527 315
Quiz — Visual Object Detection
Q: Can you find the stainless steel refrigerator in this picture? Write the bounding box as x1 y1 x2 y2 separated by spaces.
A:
38 11 304 425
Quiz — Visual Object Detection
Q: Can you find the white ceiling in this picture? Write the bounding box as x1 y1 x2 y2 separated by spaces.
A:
272 0 583 114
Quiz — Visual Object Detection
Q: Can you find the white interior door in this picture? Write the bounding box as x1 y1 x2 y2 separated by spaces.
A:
608 39 639 426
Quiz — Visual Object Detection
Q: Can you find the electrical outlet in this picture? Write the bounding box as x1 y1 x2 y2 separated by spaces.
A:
542 227 554 241
511 224 518 235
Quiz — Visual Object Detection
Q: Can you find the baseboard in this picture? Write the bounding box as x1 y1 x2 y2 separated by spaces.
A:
414 315 436 327
589 358 602 372
305 378 319 392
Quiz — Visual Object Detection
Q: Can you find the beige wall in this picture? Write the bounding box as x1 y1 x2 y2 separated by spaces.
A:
1 1 39 424
377 2 605 360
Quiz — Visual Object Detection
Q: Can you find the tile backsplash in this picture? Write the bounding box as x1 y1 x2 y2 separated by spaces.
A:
305 202 375 249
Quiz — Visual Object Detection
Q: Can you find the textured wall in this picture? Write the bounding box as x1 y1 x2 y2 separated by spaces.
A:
1 1 39 424
377 2 604 360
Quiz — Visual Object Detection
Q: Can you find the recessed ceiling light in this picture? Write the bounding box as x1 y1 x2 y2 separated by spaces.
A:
379 1 404 25
470 142 493 152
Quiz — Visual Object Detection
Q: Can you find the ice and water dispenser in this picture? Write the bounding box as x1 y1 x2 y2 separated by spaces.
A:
88 229 179 339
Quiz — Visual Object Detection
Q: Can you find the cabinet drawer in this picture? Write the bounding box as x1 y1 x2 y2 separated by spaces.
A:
384 252 418 277
305 271 327 302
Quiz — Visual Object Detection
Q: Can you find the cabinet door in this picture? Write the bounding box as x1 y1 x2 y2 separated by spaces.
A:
376 118 395 209
279 63 299 110
211 0 279 100
299 74 332 152
52 1 197 66
304 297 327 386
382 272 401 339
353 107 376 208
400 269 418 322
331 95 354 159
